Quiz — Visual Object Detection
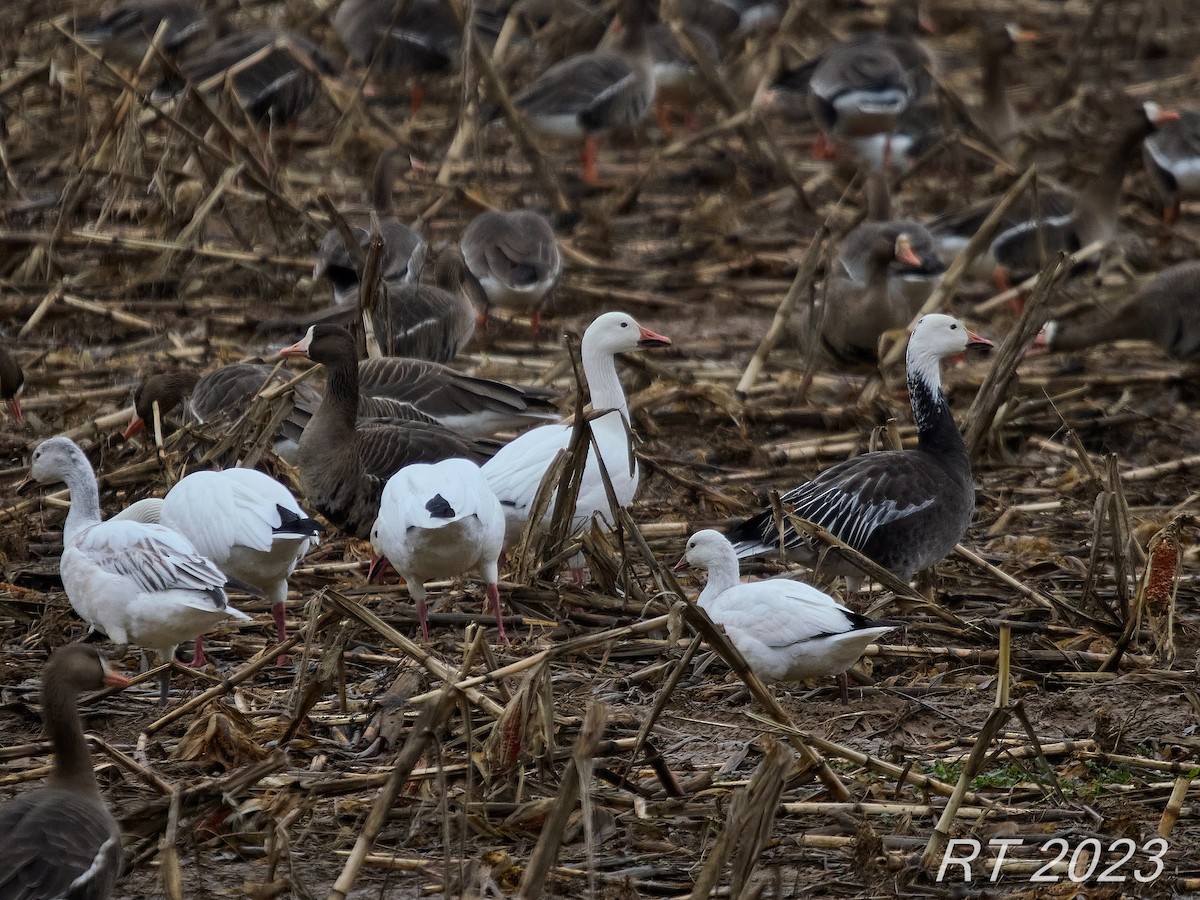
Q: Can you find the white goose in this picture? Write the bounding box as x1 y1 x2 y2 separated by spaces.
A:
116 468 321 651
677 530 894 702
481 312 671 583
368 458 506 642
29 437 249 704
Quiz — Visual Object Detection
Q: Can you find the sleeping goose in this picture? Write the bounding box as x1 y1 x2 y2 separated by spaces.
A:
512 0 655 184
676 530 894 702
1039 261 1200 362
153 27 337 125
75 0 212 66
123 362 319 461
114 468 321 649
989 99 1177 288
29 437 250 704
280 325 491 539
1142 109 1200 227
481 312 670 582
0 345 25 423
369 458 506 642
0 645 131 900
729 314 992 590
460 209 562 332
805 230 934 368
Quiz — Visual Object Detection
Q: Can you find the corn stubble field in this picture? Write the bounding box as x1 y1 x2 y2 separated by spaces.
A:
2 0 1200 897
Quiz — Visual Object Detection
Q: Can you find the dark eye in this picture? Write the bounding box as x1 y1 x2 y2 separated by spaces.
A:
620 322 628 327
950 324 958 330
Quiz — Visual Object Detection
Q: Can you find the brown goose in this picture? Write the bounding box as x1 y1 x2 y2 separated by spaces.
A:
729 314 992 590
837 217 945 312
807 230 931 368
123 363 320 458
0 346 25 423
313 148 426 304
461 209 562 331
990 99 1177 286
1142 109 1200 226
807 37 914 169
332 0 462 111
0 645 130 900
280 325 492 539
645 21 720 136
287 356 560 439
975 20 1039 156
75 0 212 66
512 0 655 183
1041 261 1200 362
153 27 337 125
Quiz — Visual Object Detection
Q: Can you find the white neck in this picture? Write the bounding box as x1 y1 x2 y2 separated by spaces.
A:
581 341 629 422
696 544 741 609
60 450 102 543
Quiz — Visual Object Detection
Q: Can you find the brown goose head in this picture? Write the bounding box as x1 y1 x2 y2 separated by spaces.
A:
47 644 132 695
280 324 358 369
0 347 25 422
125 371 201 439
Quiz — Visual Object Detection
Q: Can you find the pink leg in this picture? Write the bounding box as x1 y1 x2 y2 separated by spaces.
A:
189 636 208 669
530 309 542 340
488 582 508 643
411 83 425 115
571 566 587 588
417 597 430 642
580 136 599 184
273 601 290 665
811 133 838 161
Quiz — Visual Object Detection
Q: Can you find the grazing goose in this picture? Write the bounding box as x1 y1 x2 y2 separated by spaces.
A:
123 363 319 461
806 230 932 368
332 0 461 111
729 314 992 590
0 645 131 900
115 468 321 648
75 0 212 66
645 22 720 136
460 209 562 331
1039 261 1200 362
29 437 250 704
154 27 336 125
676 530 894 702
369 459 506 642
0 346 25 423
989 99 1177 287
481 312 670 582
1142 109 1200 227
281 325 491 539
512 0 655 184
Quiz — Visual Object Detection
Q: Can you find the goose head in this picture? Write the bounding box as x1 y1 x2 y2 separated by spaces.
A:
581 312 671 358
280 324 357 366
125 371 199 439
675 528 734 571
906 314 992 377
29 436 87 486
47 644 132 692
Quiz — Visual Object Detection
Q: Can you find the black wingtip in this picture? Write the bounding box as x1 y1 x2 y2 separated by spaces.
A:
273 504 324 537
426 493 455 519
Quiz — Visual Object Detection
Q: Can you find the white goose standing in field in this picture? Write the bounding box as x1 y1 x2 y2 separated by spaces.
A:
115 468 321 652
728 314 992 590
482 312 670 584
29 436 250 704
369 458 506 642
677 530 894 702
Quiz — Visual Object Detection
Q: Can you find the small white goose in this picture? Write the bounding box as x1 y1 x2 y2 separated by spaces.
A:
368 458 506 642
29 436 250 704
481 311 671 583
116 467 321 651
677 530 894 703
